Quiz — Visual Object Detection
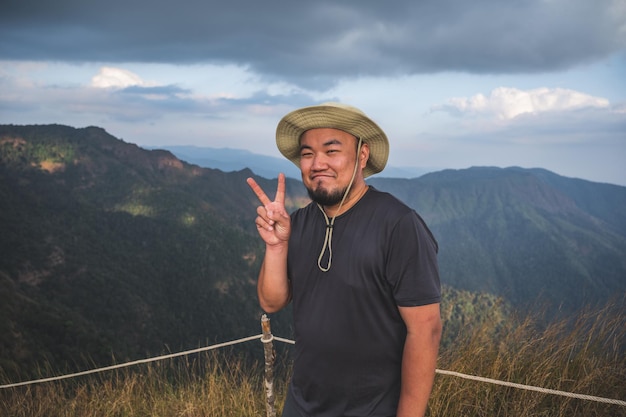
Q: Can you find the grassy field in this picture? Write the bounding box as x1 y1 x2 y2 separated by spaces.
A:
1 301 624 417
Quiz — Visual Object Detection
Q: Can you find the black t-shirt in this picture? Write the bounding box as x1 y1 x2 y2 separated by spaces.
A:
287 186 441 417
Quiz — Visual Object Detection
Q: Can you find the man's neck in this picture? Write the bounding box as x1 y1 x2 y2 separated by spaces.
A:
322 183 369 218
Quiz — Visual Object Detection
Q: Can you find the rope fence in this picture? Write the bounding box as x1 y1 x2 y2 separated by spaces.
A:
0 334 262 389
434 369 626 407
1 317 624 409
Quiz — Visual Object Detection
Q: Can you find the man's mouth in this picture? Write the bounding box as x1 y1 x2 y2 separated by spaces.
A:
310 172 334 181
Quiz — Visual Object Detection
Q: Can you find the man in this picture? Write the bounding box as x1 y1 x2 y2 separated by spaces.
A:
247 102 442 417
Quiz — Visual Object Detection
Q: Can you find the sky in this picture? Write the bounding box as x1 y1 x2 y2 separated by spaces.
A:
1 0 625 185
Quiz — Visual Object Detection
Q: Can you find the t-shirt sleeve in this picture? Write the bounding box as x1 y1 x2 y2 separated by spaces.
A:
385 210 441 307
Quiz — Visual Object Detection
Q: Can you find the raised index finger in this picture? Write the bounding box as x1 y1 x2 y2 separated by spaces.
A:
246 177 272 206
274 173 286 205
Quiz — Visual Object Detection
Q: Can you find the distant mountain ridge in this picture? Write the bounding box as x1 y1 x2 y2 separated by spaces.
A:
1 124 625 378
150 145 435 180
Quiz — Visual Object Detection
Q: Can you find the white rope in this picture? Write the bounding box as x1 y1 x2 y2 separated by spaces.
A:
0 334 262 389
270 337 625 407
273 336 295 345
2 333 624 407
434 369 626 407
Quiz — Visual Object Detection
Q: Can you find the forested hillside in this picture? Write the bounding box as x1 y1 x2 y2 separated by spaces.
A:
1 124 624 379
370 168 626 315
0 125 292 377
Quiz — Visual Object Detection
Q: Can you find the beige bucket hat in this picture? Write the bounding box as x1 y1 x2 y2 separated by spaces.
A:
275 102 389 177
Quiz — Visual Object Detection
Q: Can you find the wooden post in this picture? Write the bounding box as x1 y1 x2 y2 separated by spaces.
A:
261 314 277 417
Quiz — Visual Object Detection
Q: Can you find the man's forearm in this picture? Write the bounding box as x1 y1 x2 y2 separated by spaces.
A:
257 243 290 312
397 308 442 417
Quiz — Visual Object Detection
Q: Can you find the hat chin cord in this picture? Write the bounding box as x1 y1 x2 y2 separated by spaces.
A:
316 137 363 272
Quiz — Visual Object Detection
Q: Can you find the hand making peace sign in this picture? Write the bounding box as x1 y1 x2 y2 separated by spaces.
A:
247 173 291 246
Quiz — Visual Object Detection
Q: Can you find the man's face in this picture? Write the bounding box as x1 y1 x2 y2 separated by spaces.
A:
299 128 368 206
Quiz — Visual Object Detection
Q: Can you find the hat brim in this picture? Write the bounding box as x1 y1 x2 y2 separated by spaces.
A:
275 103 389 178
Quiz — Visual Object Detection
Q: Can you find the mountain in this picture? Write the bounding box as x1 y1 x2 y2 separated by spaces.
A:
369 169 626 313
151 145 433 180
0 124 300 377
1 124 624 378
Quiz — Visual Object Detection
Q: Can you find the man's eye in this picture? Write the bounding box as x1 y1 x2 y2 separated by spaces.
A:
301 152 313 158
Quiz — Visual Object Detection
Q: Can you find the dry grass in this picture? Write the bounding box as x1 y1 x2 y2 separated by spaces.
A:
430 300 626 416
0 352 286 417
1 301 624 417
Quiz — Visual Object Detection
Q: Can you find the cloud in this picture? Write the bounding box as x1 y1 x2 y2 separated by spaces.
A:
0 63 316 126
433 87 611 120
91 67 147 89
1 58 624 185
1 0 625 89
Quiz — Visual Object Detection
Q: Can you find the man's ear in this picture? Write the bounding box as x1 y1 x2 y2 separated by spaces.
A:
360 142 370 169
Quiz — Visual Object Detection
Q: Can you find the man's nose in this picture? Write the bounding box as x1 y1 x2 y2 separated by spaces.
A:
311 153 328 170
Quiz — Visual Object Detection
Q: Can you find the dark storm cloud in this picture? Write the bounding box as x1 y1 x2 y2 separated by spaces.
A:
1 0 624 88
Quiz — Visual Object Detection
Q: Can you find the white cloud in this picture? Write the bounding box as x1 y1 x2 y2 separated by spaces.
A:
91 67 148 89
435 87 611 119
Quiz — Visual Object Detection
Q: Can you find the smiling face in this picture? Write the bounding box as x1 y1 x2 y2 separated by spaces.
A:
299 128 370 209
